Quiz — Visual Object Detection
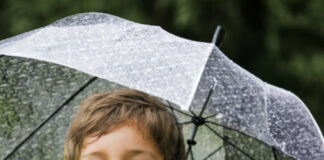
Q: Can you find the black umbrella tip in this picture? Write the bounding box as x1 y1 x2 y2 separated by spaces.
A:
212 25 225 47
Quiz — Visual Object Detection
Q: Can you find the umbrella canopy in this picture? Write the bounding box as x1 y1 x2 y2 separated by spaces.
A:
0 12 323 160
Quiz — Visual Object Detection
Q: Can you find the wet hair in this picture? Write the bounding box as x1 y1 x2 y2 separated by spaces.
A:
64 89 186 160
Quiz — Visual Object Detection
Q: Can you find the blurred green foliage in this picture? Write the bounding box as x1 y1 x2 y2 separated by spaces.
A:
0 0 323 132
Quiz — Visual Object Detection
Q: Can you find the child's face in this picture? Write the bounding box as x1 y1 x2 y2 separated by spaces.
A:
81 124 163 160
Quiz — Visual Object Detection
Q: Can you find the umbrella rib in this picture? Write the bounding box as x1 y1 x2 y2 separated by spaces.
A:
166 100 184 135
186 146 192 159
190 148 195 160
204 113 218 119
166 100 183 121
2 77 98 160
198 82 216 117
204 124 255 160
202 145 223 160
167 104 193 118
272 147 278 160
189 108 198 117
186 125 199 159
167 101 177 118
179 121 192 125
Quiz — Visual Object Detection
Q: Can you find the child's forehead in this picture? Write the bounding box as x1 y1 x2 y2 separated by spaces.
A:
82 121 152 147
81 123 157 155
81 124 163 160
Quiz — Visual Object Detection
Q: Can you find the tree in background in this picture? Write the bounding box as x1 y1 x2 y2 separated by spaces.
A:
0 0 323 132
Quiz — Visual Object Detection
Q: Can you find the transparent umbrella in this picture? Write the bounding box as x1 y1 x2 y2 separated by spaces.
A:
0 13 323 160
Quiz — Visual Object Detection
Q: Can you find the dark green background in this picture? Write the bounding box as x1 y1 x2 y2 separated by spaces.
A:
1 0 323 132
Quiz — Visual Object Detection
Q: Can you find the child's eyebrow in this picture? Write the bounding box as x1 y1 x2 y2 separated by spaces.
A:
123 149 157 159
81 151 106 159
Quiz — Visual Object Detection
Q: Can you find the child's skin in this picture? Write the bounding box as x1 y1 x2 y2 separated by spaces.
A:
81 123 163 160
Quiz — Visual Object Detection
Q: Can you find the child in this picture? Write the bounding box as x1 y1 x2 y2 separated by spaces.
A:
64 89 186 160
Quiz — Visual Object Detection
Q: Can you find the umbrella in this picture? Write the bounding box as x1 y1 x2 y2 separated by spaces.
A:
0 12 323 160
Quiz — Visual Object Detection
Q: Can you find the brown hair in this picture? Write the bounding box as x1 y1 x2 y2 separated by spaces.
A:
64 89 186 160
